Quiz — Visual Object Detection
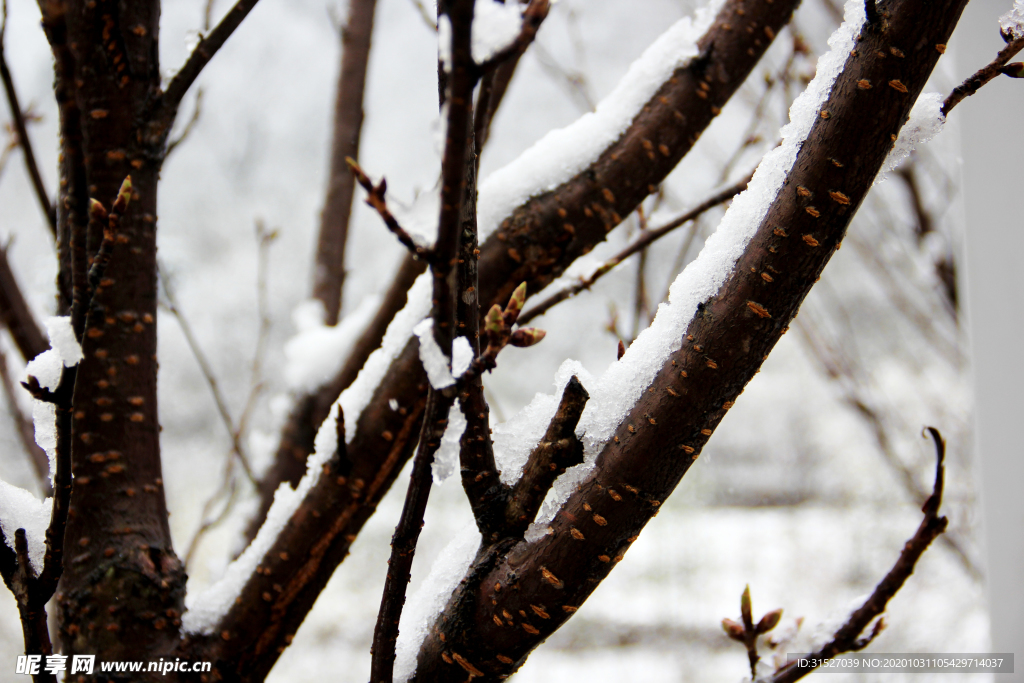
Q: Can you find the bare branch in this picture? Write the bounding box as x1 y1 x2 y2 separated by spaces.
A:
369 388 455 683
0 5 55 232
159 262 257 486
164 88 204 158
162 0 263 110
0 242 47 361
518 172 752 325
348 159 430 260
313 0 378 325
13 530 58 683
760 429 948 683
370 2 478 677
941 31 1024 115
503 376 588 537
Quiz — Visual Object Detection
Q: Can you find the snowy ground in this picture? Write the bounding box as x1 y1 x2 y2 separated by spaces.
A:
0 0 991 680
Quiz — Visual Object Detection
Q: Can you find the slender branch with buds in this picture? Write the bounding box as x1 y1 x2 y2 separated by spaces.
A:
760 428 949 683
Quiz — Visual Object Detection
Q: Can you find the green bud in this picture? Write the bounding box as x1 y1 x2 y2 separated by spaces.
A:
741 585 752 625
509 328 546 348
485 305 504 334
113 175 133 214
88 198 107 221
1001 62 1024 78
757 608 783 634
504 282 528 322
721 618 746 641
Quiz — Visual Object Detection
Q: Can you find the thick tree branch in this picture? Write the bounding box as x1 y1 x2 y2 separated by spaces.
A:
313 0 378 325
410 0 968 678
36 6 86 314
760 428 948 683
162 0 262 111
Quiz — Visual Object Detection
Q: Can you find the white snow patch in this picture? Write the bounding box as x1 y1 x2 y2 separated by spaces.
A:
451 336 474 378
475 0 726 242
491 360 594 486
877 92 945 180
999 0 1024 39
414 318 456 389
438 0 523 70
432 402 467 483
283 295 381 392
183 406 344 633
25 345 66 481
25 349 62 391
44 316 82 367
394 524 480 683
0 480 51 575
340 273 433 442
32 401 57 482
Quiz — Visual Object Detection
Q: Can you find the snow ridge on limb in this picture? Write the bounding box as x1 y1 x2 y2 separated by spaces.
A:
190 0 799 676
409 0 970 678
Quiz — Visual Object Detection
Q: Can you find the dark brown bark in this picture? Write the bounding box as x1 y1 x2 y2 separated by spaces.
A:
411 0 968 678
312 0 378 325
31 0 187 664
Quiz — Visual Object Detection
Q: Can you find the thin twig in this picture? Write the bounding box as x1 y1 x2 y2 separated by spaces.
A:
162 0 263 110
347 158 431 261
158 263 257 485
0 2 56 232
761 428 949 683
632 207 651 340
185 223 275 564
518 172 752 325
165 88 204 158
406 0 437 31
941 32 1024 115
370 4 478 679
793 312 980 581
